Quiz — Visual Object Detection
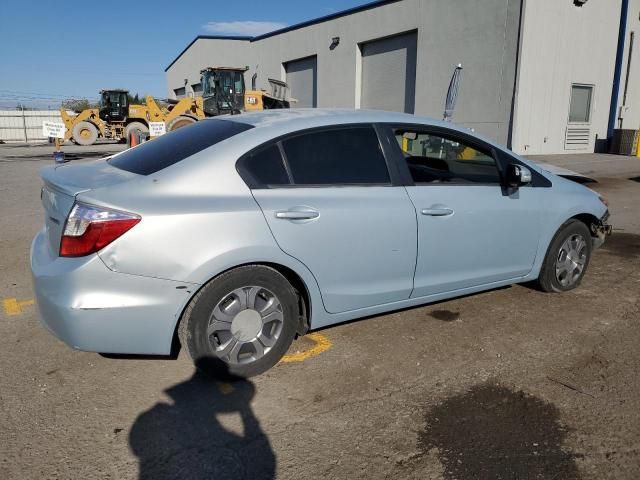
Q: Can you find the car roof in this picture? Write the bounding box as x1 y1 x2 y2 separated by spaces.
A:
208 108 506 159
218 108 453 132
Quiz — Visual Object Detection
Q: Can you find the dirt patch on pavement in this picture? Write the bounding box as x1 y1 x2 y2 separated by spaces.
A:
419 383 581 480
428 310 460 322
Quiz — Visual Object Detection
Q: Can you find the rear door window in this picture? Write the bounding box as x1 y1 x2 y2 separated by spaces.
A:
109 119 253 175
237 144 291 188
281 126 390 185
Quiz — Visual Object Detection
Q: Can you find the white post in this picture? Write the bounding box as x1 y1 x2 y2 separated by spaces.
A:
21 105 28 143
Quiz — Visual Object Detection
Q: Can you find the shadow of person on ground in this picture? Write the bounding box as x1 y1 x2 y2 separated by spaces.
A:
129 357 276 480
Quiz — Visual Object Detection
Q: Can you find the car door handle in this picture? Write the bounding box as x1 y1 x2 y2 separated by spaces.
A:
421 208 454 217
275 210 319 220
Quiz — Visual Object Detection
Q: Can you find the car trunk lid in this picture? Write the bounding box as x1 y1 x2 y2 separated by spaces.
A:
40 159 140 255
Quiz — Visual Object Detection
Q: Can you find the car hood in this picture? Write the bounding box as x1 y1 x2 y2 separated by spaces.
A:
530 161 595 184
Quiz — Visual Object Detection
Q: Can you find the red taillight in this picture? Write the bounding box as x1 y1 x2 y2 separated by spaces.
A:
60 203 140 257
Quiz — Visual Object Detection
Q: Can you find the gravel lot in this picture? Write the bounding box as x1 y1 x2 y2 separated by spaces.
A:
1 144 639 479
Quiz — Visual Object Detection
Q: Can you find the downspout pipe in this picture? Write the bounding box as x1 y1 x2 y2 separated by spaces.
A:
608 0 630 139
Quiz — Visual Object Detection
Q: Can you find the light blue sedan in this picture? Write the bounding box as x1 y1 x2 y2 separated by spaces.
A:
31 110 611 377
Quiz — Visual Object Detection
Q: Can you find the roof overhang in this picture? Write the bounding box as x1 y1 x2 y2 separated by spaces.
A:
164 0 404 72
165 36 252 72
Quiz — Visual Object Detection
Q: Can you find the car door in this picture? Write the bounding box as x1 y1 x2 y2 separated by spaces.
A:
382 124 544 298
239 125 417 314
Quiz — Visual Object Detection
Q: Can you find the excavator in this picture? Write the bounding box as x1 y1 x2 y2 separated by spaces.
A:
61 67 292 146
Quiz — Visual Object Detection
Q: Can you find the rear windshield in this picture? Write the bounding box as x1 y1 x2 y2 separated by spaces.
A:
108 119 253 175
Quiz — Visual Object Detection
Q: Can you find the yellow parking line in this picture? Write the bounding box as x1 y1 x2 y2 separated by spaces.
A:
280 332 332 364
3 298 35 316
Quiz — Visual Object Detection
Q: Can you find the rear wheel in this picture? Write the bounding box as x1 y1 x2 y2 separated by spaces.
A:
167 115 197 131
179 265 299 378
72 121 98 146
537 219 592 292
124 122 149 147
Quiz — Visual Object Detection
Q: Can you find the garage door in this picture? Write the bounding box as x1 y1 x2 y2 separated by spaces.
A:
285 56 317 108
361 32 417 113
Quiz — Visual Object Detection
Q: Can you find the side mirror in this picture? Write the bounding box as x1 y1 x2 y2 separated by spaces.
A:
506 163 532 187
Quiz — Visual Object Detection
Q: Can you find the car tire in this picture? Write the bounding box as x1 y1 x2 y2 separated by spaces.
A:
179 265 299 378
537 219 592 293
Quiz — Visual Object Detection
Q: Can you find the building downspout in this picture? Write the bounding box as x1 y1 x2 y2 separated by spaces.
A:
608 0 630 140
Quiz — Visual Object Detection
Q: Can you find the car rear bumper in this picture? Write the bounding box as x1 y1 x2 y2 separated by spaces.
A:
30 229 195 355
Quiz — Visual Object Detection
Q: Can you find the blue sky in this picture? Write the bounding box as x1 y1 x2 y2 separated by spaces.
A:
0 0 372 108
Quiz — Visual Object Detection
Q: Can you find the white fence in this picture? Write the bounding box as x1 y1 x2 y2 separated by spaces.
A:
0 109 70 143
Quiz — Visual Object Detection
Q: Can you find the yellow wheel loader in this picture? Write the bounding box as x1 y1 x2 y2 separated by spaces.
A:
60 89 205 146
62 68 291 146
200 67 291 116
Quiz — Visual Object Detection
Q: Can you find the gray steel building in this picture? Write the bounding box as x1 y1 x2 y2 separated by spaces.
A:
165 0 640 155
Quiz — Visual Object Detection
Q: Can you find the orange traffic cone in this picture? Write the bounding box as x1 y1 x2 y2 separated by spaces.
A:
129 131 137 148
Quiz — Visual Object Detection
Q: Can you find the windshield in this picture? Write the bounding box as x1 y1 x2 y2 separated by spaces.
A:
101 92 127 107
108 119 253 175
202 71 244 96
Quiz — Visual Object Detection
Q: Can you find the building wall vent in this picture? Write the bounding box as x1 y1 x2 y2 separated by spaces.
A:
564 127 591 150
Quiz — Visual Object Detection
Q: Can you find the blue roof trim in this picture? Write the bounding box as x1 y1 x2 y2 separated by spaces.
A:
165 35 252 72
165 0 403 72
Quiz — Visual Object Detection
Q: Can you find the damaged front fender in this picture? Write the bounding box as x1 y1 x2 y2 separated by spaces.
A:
591 211 612 249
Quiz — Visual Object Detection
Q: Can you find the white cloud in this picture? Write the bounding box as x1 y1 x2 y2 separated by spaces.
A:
202 21 287 37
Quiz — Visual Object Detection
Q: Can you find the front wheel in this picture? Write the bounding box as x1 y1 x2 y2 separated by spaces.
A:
179 265 299 378
72 121 98 146
537 219 592 292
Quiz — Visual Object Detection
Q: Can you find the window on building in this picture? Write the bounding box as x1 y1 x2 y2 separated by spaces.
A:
191 83 203 94
393 128 500 184
173 87 186 98
569 84 593 123
281 127 390 185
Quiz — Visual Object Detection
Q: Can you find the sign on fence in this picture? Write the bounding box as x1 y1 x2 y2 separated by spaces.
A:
42 121 66 139
149 122 166 137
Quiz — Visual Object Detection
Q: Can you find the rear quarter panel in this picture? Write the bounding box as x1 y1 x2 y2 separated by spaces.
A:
79 140 328 325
